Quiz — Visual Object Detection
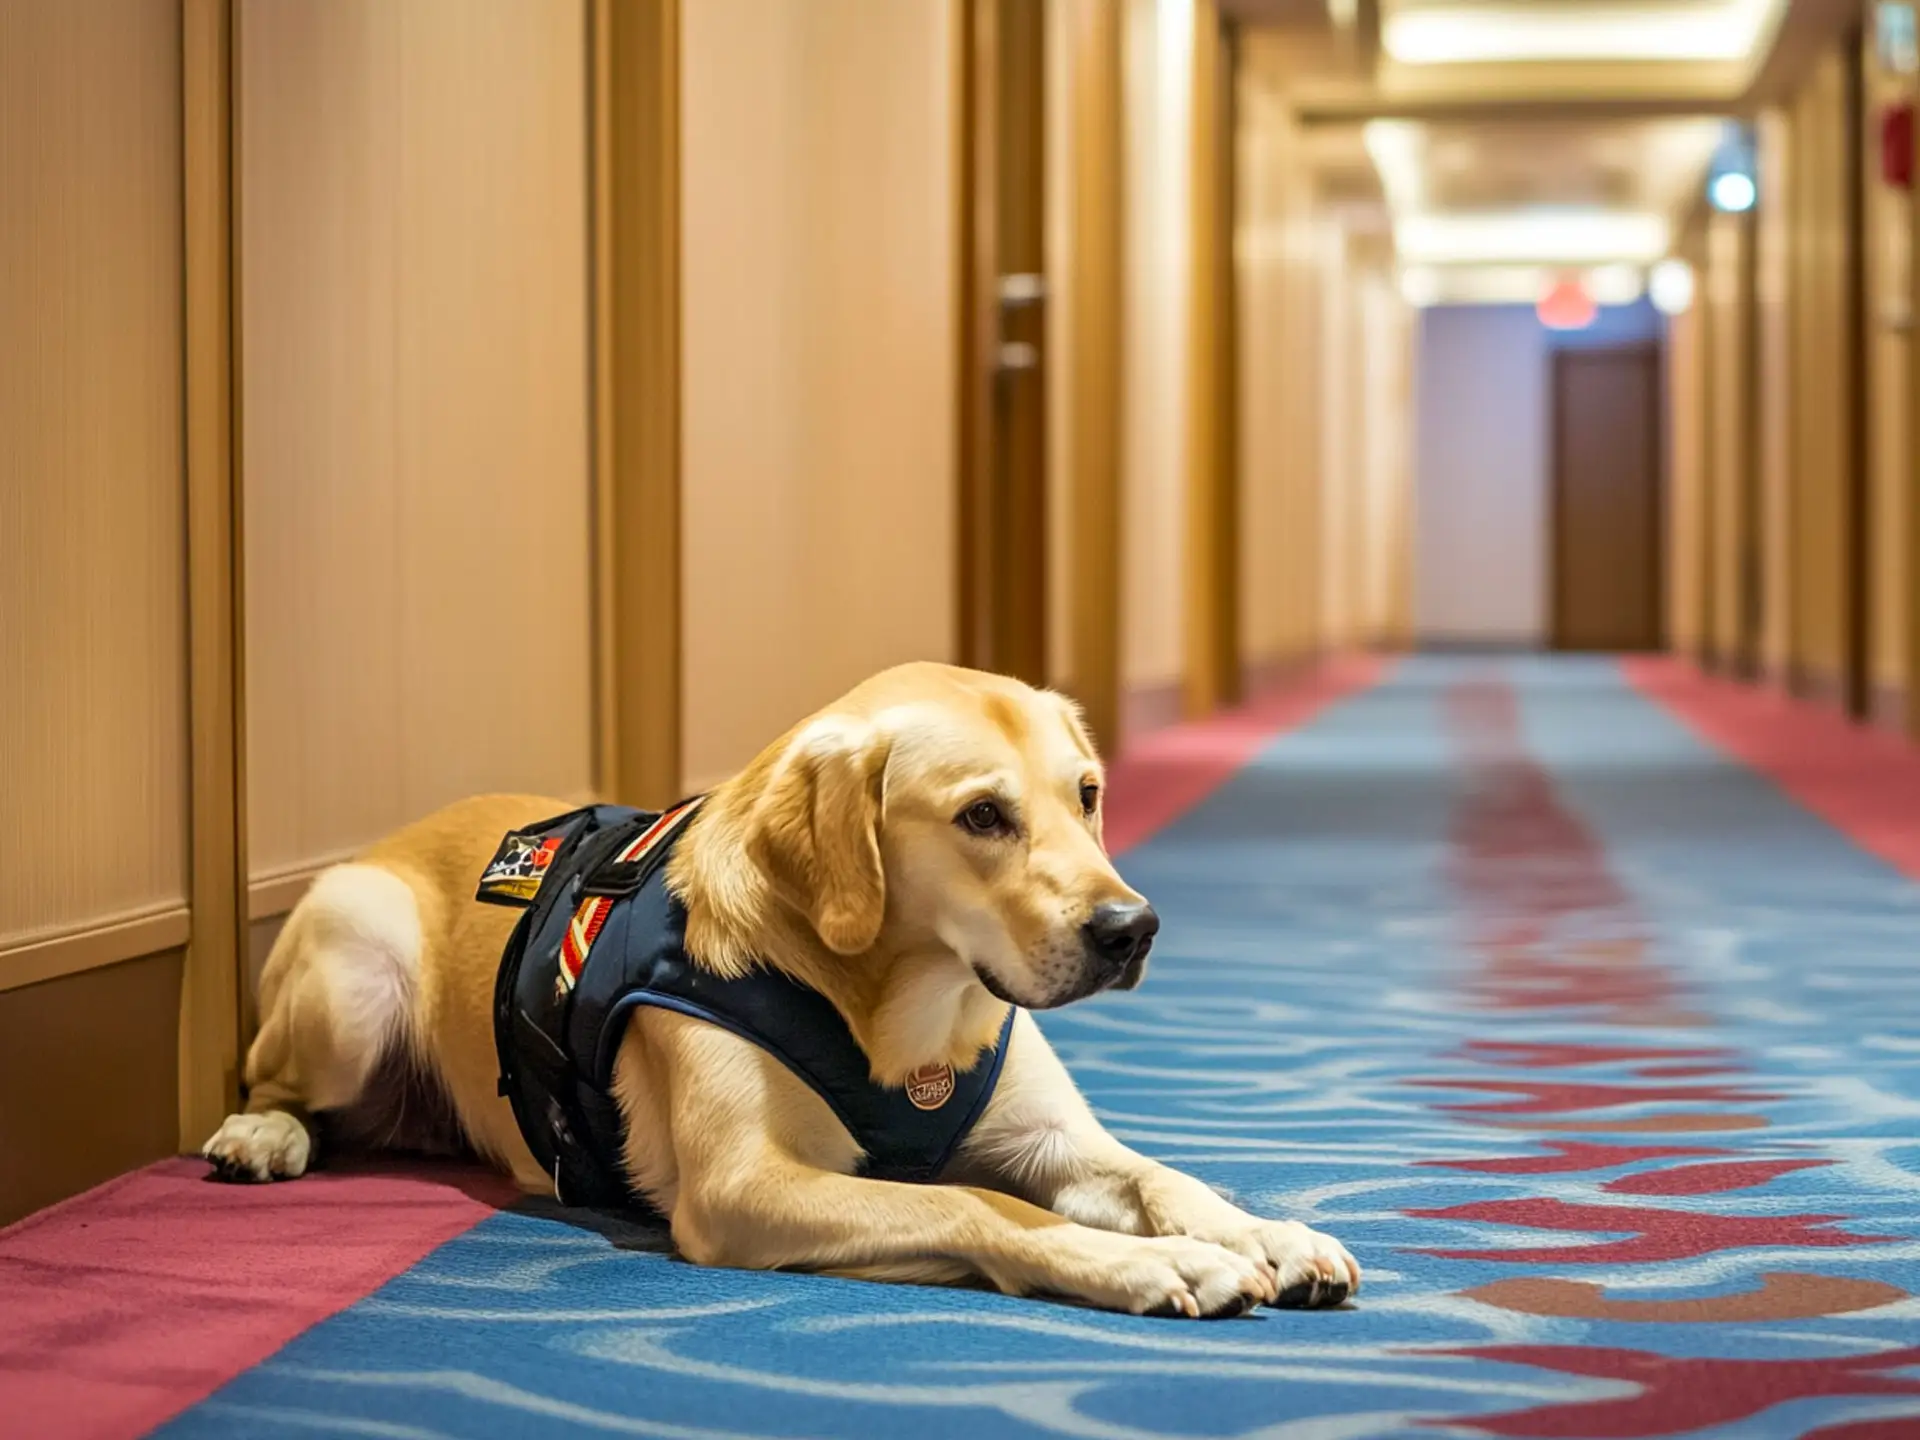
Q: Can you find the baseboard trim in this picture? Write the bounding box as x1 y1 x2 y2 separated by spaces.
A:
1787 662 1846 710
246 857 348 922
0 904 193 994
1872 682 1909 735
1237 651 1324 699
1121 681 1185 746
1414 637 1543 655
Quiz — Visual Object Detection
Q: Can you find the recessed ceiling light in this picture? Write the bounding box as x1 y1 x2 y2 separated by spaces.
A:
1383 0 1781 66
1709 171 1757 212
1650 258 1696 315
1400 266 1441 307
1587 264 1646 307
1395 210 1671 267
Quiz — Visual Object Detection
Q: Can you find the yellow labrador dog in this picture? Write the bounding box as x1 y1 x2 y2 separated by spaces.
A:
204 662 1357 1318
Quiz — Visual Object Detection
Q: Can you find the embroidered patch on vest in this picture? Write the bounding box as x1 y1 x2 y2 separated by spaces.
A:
557 802 699 991
905 1062 957 1111
478 834 564 903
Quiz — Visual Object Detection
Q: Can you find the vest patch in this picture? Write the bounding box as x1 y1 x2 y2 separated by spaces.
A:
478 834 564 903
905 1062 957 1110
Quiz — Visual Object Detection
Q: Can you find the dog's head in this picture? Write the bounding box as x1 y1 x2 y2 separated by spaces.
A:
728 663 1156 1012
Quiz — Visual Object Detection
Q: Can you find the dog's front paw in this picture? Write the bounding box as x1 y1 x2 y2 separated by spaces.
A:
202 1110 311 1183
1101 1234 1271 1319
1210 1220 1359 1309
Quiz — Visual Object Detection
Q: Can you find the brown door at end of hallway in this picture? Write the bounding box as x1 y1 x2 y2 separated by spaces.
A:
1551 343 1664 652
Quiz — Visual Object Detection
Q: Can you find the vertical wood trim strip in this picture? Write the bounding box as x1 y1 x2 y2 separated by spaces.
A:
1698 226 1719 668
954 0 997 672
596 0 682 807
1182 0 1233 718
1213 19 1240 704
1549 350 1569 648
1841 25 1871 721
1911 78 1920 740
1737 205 1762 678
180 0 246 1146
994 0 1049 687
952 0 972 668
1068 0 1123 754
589 0 619 797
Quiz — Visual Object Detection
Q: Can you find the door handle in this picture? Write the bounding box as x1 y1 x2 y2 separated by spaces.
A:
997 273 1047 309
996 341 1040 374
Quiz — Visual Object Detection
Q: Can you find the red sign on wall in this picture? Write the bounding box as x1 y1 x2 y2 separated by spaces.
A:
1537 278 1597 332
1883 101 1914 189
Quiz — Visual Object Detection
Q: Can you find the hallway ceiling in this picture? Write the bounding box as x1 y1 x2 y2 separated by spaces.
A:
1234 0 1863 302
1379 0 1782 67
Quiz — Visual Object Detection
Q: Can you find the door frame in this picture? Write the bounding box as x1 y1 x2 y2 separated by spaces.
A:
1840 21 1871 721
180 0 247 1147
1548 340 1667 652
1062 0 1125 753
953 0 1050 691
590 0 683 807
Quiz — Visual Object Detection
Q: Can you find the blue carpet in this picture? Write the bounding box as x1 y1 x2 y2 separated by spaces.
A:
161 658 1920 1440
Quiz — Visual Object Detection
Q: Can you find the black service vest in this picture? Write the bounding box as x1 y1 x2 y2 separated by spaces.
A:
482 801 1016 1210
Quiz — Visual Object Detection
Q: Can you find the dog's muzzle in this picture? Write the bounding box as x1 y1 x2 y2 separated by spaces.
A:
1083 900 1158 992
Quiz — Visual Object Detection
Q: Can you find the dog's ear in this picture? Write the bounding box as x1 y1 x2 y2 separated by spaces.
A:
748 717 891 955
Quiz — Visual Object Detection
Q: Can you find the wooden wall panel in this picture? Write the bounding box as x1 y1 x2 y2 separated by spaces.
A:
680 0 956 789
1239 81 1380 675
240 0 594 880
1236 84 1292 675
1791 48 1857 698
1706 210 1752 670
1119 0 1192 722
1046 0 1125 752
1756 110 1796 683
1283 219 1327 658
1318 231 1355 652
1045 0 1080 695
0 951 183 1225
1864 36 1912 722
1183 0 1237 717
0 0 188 952
1665 280 1707 659
1357 268 1413 648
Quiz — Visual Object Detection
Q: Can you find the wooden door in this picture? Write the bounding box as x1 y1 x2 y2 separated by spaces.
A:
1551 343 1665 651
956 0 1048 687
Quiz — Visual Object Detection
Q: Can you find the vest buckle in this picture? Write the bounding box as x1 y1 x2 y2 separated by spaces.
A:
580 859 645 899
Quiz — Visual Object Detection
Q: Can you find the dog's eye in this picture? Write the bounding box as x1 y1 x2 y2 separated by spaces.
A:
959 800 1009 836
1080 782 1099 815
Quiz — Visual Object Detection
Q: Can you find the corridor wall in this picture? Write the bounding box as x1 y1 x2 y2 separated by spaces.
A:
1120 0 1195 735
679 0 957 790
240 0 597 926
1235 80 1298 683
1675 29 1920 735
0 0 192 1222
1864 27 1913 728
1757 109 1795 684
1235 76 1407 684
1789 46 1858 704
1706 208 1754 670
1666 258 1708 660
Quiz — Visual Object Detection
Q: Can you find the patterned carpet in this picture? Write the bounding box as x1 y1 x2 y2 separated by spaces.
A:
7 656 1920 1439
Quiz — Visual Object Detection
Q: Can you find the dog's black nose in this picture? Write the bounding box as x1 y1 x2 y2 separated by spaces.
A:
1084 901 1160 970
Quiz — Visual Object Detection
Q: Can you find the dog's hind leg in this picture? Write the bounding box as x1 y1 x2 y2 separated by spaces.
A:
202 864 422 1182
